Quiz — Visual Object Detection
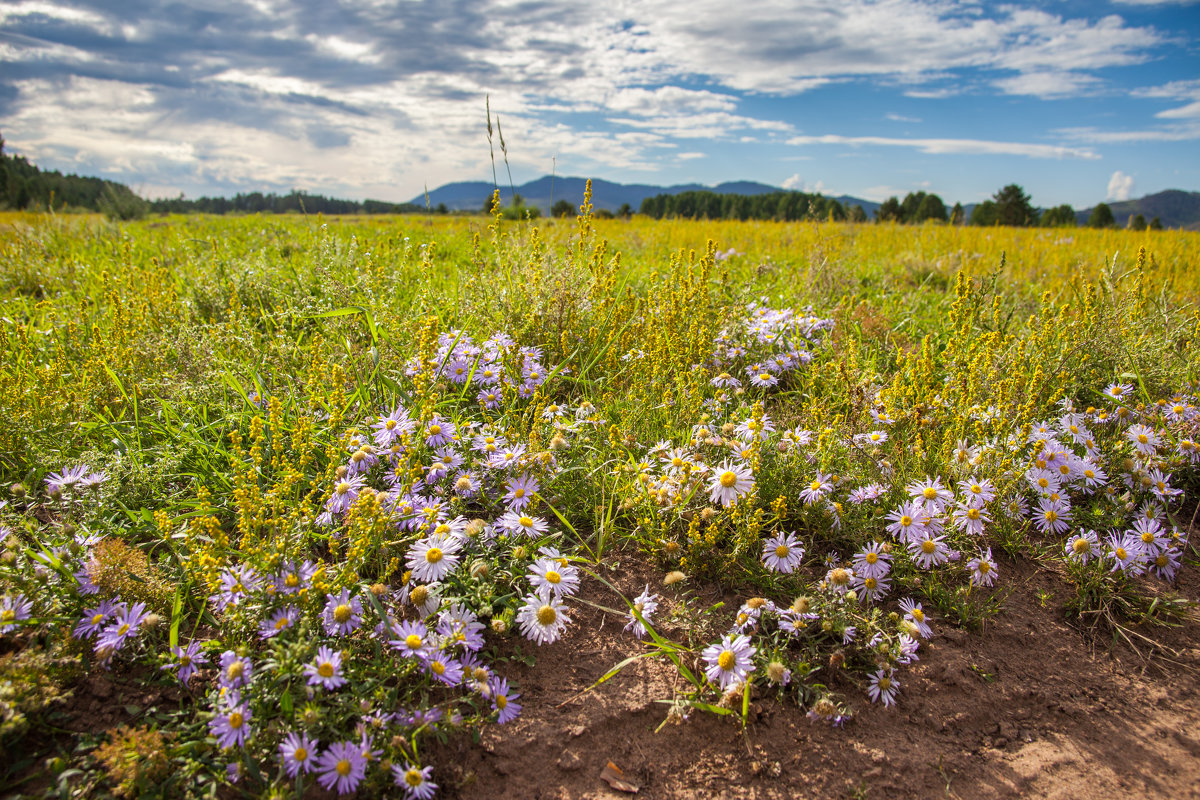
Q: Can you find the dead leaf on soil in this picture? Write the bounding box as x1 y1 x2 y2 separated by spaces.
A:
600 761 640 793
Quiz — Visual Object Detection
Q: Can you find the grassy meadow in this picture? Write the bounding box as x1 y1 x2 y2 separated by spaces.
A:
1 193 1198 798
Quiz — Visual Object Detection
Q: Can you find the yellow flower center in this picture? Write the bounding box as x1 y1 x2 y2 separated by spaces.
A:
431 661 446 675
870 433 881 441
318 662 334 678
922 487 937 499
336 481 351 495
1084 469 1095 479
978 562 991 574
91 613 105 624
809 480 822 491
720 471 737 488
275 617 290 630
536 605 557 626
405 634 423 649
1142 531 1155 544
226 661 243 680
864 577 877 589
775 544 790 558
717 650 736 671
405 769 423 787
1115 547 1128 560
900 515 913 527
1072 539 1090 553
333 604 353 623
496 694 507 710
865 552 878 564
425 548 443 564
921 540 936 554
518 516 533 528
429 424 441 436
877 677 891 691
545 570 561 584
911 608 925 622
294 747 308 762
1044 510 1057 522
336 759 352 777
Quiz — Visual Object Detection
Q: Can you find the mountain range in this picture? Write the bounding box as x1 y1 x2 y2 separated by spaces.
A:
414 176 881 218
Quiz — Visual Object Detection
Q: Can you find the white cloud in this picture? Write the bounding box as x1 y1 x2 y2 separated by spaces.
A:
1107 170 1135 201
1056 122 1200 143
885 113 922 123
781 174 824 192
676 152 706 160
786 134 1100 160
992 71 1100 99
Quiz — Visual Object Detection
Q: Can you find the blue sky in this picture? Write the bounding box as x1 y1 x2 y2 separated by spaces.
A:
1 0 1197 208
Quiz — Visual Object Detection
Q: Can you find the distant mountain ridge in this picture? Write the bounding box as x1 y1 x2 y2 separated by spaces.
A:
1077 190 1200 231
414 175 880 217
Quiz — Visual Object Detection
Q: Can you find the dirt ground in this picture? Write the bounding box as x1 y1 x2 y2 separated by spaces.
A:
431 554 1200 800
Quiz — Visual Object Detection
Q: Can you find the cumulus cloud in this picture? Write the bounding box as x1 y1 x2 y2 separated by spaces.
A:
0 0 1173 197
786 134 1100 160
782 174 824 192
1107 170 1135 201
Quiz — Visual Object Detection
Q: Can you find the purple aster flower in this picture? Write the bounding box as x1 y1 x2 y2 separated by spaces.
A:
394 763 437 800
326 475 366 515
489 677 522 724
323 589 364 636
967 548 998 588
45 464 88 495
388 620 433 659
0 593 33 633
74 598 121 639
74 565 100 595
279 731 319 778
304 646 348 691
259 606 299 639
95 601 148 652
163 640 207 684
867 668 900 707
274 560 318 595
503 473 539 511
210 698 252 750
316 740 368 795
421 653 464 686
219 650 253 690
423 415 456 448
701 633 756 689
624 585 659 639
213 564 260 611
761 532 805 573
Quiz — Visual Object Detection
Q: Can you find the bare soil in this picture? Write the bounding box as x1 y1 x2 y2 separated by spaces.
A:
432 554 1200 800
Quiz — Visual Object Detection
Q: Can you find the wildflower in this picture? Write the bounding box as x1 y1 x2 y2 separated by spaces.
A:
305 646 348 691
853 572 891 602
885 500 927 543
967 548 998 588
909 534 950 569
374 406 414 447
488 676 522 724
279 731 318 778
1065 529 1100 564
957 477 996 506
867 668 900 707
74 599 120 639
749 371 778 388
422 654 464 686
259 607 299 639
423 415 456 448
702 633 756 689
210 699 252 750
96 601 149 652
326 475 366 515
766 660 792 685
906 475 953 511
219 651 253 690
1032 498 1072 536
708 460 754 508
45 464 88 495
852 542 891 579
762 531 805 573
1148 547 1181 581
163 641 206 684
1104 382 1132 402
497 510 550 539
516 594 571 645
528 557 580 600
799 472 834 505
323 589 364 636
0 593 33 634
407 536 463 584
389 620 433 659
274 561 318 595
824 565 855 594
504 473 539 511
1125 424 1159 457
711 372 740 388
898 598 932 639
394 763 438 800
734 414 774 441
1078 462 1108 491
848 483 886 504
950 501 990 536
625 585 659 638
316 741 368 795
854 430 888 446
214 564 260 610
1107 532 1146 575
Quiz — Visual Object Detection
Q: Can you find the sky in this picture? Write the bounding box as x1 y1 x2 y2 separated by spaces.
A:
1 0 1198 208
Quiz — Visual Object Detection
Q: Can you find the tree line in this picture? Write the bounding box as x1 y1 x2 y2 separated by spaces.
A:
148 192 422 216
0 136 149 219
638 190 867 222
